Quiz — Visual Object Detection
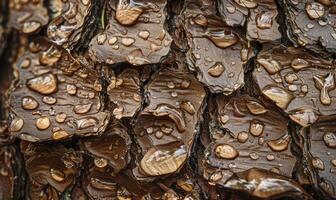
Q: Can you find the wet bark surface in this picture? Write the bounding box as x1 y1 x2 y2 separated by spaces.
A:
0 0 336 199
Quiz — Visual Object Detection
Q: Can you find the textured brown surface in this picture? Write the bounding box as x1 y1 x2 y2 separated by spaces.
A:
0 0 336 199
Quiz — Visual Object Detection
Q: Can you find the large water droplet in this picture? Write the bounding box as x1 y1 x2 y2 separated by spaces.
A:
22 21 42 34
313 73 335 105
52 130 69 140
208 62 225 77
115 1 143 26
267 134 290 152
9 117 24 132
305 2 325 19
76 118 98 130
140 143 187 176
291 58 310 70
205 30 239 49
233 0 258 8
39 46 62 66
36 116 51 130
22 96 39 110
262 85 294 109
323 132 336 148
215 144 239 160
50 168 65 182
257 58 282 75
27 74 58 95
289 108 318 127
74 103 92 114
249 120 264 136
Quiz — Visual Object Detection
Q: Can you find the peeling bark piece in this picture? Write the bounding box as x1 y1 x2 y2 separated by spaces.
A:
183 0 253 95
0 146 24 200
9 0 49 34
253 45 336 127
133 68 206 180
23 143 83 200
8 37 110 142
88 0 172 66
82 164 133 200
47 0 94 50
80 121 131 173
0 122 14 146
247 0 281 42
299 115 336 199
218 0 248 26
282 0 336 54
223 168 312 199
107 68 142 119
202 95 297 191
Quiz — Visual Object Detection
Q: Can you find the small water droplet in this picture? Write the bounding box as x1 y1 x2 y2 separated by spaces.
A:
249 152 259 160
249 120 264 136
121 37 135 46
237 131 249 143
55 113 66 123
312 157 325 170
22 21 41 34
138 30 150 40
94 158 108 168
208 62 225 77
9 117 24 132
66 84 77 95
42 96 57 105
22 96 39 110
50 168 65 182
36 116 51 130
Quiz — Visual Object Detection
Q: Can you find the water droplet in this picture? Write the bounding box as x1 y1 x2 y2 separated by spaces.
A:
312 157 325 170
94 158 108 168
55 113 66 123
313 73 335 105
150 43 162 51
323 132 336 148
74 103 92 114
249 120 264 136
246 101 267 115
155 131 164 139
81 0 90 5
76 118 97 130
289 108 318 127
97 34 107 45
306 2 324 19
208 62 225 77
50 168 65 182
42 96 57 105
52 130 69 140
237 131 249 143
288 84 298 92
331 159 336 167
181 80 191 89
205 30 239 49
121 37 135 46
291 58 310 70
140 144 187 176
9 117 24 132
285 73 299 84
267 134 290 152
262 85 294 109
167 81 175 89
180 101 195 115
93 80 102 92
209 171 223 182
39 46 62 66
113 106 124 119
22 96 39 110
115 2 143 26
20 58 31 68
233 0 258 8
22 21 41 34
171 91 178 97
36 116 51 130
138 30 150 40
27 74 58 95
256 11 274 29
146 127 153 134
66 84 77 95
257 58 281 75
249 152 259 160
219 115 229 124
215 144 239 160
267 154 275 161
161 126 173 134
192 14 208 26
108 37 118 45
